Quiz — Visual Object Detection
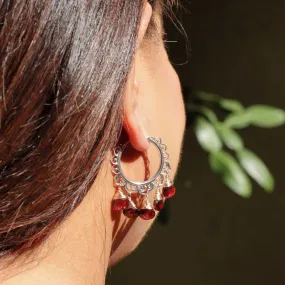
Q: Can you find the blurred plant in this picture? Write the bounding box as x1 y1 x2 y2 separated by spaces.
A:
187 91 285 198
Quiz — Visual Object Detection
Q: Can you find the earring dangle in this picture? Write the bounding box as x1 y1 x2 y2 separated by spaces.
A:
111 137 176 220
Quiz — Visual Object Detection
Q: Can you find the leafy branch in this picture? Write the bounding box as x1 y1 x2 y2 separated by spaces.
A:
187 91 285 198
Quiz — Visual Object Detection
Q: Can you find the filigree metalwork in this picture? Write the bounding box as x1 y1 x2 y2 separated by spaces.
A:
112 137 171 196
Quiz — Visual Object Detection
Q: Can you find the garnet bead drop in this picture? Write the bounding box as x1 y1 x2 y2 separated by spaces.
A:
163 185 176 199
153 200 165 211
139 209 156 220
112 199 129 211
123 208 139 218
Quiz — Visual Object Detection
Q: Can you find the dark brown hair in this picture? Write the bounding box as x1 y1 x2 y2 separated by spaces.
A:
0 0 176 258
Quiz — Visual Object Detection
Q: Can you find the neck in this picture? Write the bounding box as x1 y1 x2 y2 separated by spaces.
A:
0 165 115 285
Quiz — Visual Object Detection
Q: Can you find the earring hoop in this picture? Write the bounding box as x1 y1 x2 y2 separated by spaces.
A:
116 137 165 187
111 137 176 220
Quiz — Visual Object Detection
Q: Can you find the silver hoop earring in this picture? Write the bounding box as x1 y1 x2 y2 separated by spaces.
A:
111 137 176 220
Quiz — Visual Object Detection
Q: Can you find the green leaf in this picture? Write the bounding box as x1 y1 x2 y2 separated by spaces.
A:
216 124 244 151
237 149 275 192
188 104 218 122
196 91 221 102
195 117 222 152
209 151 252 198
247 105 285 128
224 111 251 129
219 99 244 113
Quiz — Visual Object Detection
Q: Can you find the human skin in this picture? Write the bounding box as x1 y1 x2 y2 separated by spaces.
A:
0 2 186 285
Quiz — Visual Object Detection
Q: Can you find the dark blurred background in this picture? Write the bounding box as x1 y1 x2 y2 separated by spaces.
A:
107 1 285 284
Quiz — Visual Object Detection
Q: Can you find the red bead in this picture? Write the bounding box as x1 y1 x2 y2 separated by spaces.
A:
139 209 156 220
153 200 165 211
112 199 129 211
123 208 139 218
163 185 176 199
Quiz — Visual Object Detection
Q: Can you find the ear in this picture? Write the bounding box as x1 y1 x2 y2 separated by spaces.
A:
123 3 152 152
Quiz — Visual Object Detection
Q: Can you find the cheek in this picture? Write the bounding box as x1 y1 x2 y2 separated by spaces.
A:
150 63 186 177
164 66 186 133
109 215 155 267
